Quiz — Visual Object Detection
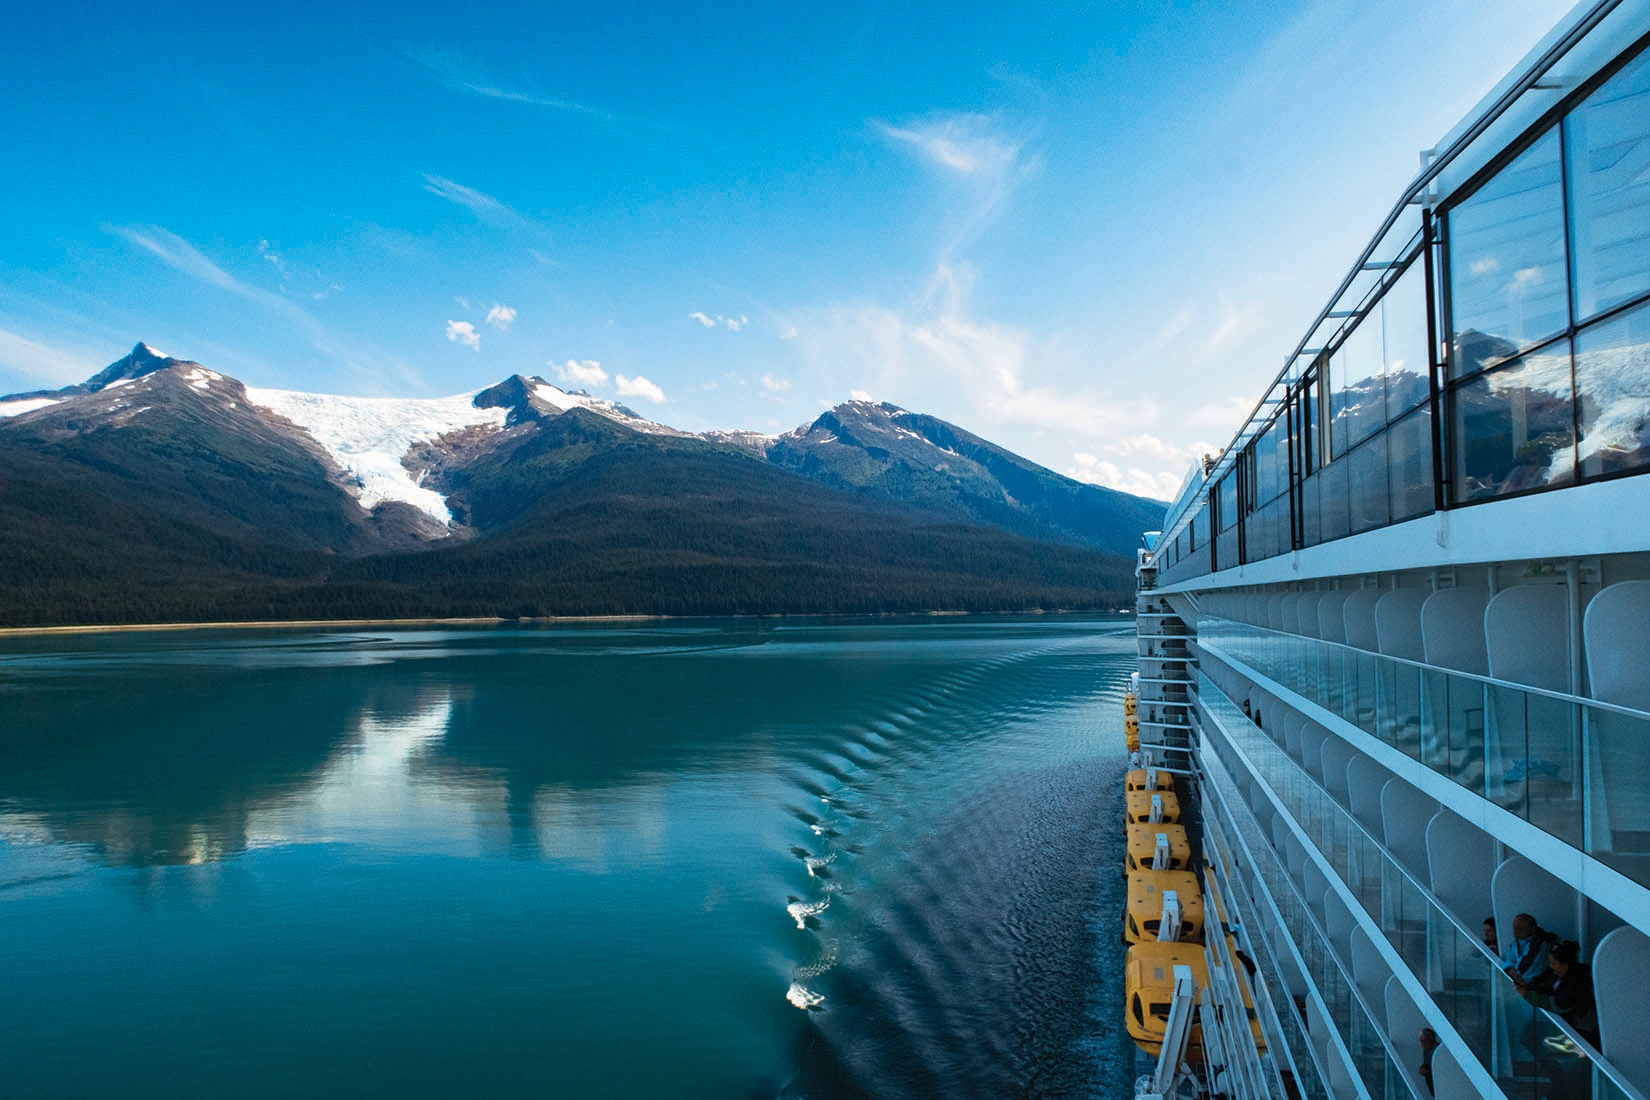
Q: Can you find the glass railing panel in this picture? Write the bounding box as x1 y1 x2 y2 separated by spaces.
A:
1197 617 1650 894
1197 677 1647 1100
1199 744 1396 1100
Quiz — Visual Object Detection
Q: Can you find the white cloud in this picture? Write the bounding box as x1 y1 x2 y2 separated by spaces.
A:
445 320 480 349
875 113 1022 176
780 326 798 340
0 327 101 386
106 223 413 386
485 303 517 330
760 373 791 393
1065 432 1214 502
554 358 608 387
615 374 666 403
850 389 874 402
421 174 545 237
258 239 290 279
409 52 624 124
690 311 748 331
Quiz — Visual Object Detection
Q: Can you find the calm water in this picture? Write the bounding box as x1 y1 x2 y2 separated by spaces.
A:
0 617 1134 1098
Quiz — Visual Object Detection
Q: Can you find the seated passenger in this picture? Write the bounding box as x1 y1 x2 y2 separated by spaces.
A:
1542 940 1600 1049
1501 913 1557 988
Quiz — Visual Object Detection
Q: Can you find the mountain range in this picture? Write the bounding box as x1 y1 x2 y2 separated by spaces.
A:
0 344 1164 626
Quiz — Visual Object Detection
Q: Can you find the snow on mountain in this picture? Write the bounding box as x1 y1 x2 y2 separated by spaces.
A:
245 387 509 525
0 397 59 418
529 380 683 435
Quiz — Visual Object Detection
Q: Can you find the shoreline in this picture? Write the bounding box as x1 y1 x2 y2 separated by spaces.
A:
0 607 1133 638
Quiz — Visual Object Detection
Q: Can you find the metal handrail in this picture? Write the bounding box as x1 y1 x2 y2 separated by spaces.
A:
1200 614 1650 723
1199 684 1650 1100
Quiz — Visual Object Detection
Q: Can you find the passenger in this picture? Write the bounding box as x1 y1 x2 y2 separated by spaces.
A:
1253 707 1263 730
1501 913 1556 988
1542 940 1600 1049
1417 1027 1437 1096
1482 916 1498 955
1242 699 1253 720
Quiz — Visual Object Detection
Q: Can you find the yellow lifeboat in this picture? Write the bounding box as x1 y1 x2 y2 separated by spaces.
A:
1125 767 1174 793
1123 869 1204 944
1124 942 1208 1058
1125 823 1191 873
1123 691 1137 716
1124 788 1182 825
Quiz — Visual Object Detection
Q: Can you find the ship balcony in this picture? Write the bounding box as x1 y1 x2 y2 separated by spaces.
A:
1195 680 1650 1100
1196 616 1650 897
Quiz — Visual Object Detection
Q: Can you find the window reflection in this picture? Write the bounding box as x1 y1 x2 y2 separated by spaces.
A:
1348 435 1389 533
1452 340 1576 500
1318 458 1350 543
1567 49 1650 321
1450 129 1568 372
1383 262 1431 416
1575 300 1650 477
1387 407 1435 521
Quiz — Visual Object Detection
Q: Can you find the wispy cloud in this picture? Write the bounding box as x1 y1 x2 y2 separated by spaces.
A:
554 358 608 388
485 303 517 330
615 373 666 403
445 320 480 349
106 223 417 385
688 311 747 331
409 51 623 124
0 327 101 387
791 262 1207 493
421 174 546 237
872 111 1038 262
760 373 790 393
874 113 1023 176
257 239 290 279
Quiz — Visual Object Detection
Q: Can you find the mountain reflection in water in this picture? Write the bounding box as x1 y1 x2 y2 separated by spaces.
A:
0 618 1134 1099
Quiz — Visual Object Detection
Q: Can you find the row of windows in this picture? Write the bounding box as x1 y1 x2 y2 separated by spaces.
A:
1156 40 1650 584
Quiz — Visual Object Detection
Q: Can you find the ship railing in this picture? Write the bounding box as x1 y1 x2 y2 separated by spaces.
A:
1199 740 1401 1100
1196 615 1650 898
1198 677 1650 1100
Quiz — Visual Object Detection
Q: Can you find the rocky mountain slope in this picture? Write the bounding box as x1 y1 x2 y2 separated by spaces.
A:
0 344 1162 625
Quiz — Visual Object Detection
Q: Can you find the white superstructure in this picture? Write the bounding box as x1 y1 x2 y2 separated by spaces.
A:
1134 3 1650 1098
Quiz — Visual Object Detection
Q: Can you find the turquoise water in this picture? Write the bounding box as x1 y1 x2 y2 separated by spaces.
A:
0 617 1133 1098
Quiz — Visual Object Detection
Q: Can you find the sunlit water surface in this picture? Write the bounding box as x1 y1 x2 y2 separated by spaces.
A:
0 617 1133 1098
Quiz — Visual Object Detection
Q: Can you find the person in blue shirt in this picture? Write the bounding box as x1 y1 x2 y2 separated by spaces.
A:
1500 912 1556 988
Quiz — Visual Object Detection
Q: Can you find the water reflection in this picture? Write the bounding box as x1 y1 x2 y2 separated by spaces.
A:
0 620 1105 874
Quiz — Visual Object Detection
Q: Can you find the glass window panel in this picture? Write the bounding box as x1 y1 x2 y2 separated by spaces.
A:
1383 261 1432 416
1576 297 1650 478
1387 406 1435 522
1452 339 1576 501
1255 427 1276 506
1326 353 1349 457
1349 434 1390 533
1449 129 1569 374
1219 473 1238 531
1303 373 1320 475
1568 48 1650 320
1344 316 1387 448
1301 471 1322 547
1319 456 1350 542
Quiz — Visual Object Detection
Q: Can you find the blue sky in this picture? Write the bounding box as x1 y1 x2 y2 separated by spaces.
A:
1 0 1577 498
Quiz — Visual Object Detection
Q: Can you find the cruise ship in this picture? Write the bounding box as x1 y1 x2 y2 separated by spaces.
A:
1126 2 1650 1098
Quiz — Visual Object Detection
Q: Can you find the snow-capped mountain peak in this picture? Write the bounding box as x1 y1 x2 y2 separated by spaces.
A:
245 386 511 526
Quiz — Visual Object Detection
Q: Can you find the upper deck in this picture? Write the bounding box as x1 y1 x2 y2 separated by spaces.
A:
1145 0 1650 591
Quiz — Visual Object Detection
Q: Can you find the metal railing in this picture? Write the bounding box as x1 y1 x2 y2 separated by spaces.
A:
1198 676 1647 1100
1197 616 1650 894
